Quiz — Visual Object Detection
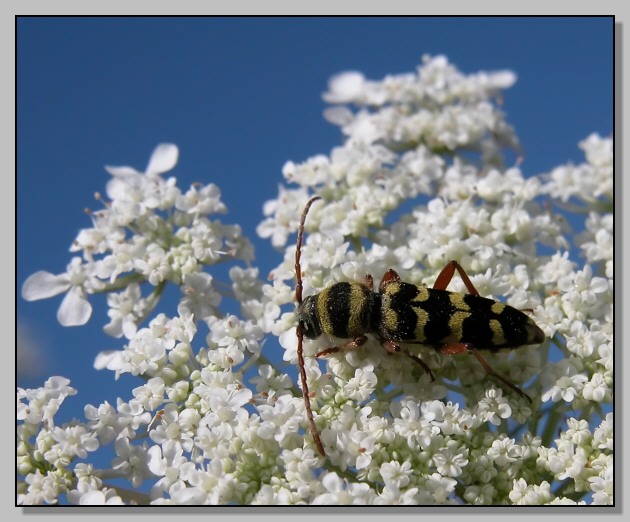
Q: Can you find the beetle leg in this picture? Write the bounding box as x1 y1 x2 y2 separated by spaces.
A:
314 335 368 358
433 260 480 295
381 339 435 381
437 342 532 403
379 269 401 292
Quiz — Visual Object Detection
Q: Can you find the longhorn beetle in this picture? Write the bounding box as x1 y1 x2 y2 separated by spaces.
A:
294 196 545 457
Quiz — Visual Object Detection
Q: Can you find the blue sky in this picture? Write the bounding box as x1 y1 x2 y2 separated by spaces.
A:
17 17 612 421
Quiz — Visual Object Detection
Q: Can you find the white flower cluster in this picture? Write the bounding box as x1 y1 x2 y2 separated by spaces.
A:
22 143 254 335
18 55 612 505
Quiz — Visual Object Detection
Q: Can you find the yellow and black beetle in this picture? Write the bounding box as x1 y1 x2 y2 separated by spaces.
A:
294 197 545 457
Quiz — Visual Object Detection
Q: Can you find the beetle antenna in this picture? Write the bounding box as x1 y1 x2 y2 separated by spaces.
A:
295 196 321 305
296 326 326 456
294 196 325 456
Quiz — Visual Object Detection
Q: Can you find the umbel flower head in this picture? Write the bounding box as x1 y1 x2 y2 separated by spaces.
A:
18 55 612 506
22 143 254 335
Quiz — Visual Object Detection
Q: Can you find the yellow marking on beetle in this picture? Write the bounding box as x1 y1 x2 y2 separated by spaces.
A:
412 285 430 302
449 293 471 311
347 284 370 337
412 307 429 341
383 281 402 297
382 306 400 335
490 319 506 345
491 302 506 315
317 286 333 336
447 310 472 339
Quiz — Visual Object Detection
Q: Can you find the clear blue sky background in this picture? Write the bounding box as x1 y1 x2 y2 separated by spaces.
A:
17 17 612 424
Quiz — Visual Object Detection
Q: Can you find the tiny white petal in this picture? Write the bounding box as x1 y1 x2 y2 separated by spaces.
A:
93 350 119 370
323 71 366 103
104 165 139 177
22 271 70 300
145 143 179 176
57 289 92 326
146 445 165 475
488 70 517 89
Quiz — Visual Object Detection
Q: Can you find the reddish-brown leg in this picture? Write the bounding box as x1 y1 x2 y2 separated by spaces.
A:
438 342 532 403
381 339 435 381
379 269 401 292
433 260 480 295
314 335 368 358
316 335 435 382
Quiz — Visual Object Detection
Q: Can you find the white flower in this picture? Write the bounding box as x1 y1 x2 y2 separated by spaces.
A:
184 219 226 265
596 340 613 373
589 462 613 504
281 447 320 487
251 365 293 398
197 385 253 428
543 134 612 205
392 398 439 450
95 318 177 378
230 266 263 299
592 413 613 451
365 415 395 445
557 264 610 321
312 472 376 504
171 458 237 504
379 460 412 490
582 372 609 402
178 272 222 321
147 440 189 500
115 398 152 433
46 424 99 463
421 472 458 504
17 469 71 505
543 440 589 482
475 387 513 425
541 358 589 403
111 437 152 488
342 368 377 402
207 315 263 355
579 212 613 267
487 436 521 467
134 243 172 285
175 183 226 215
103 283 146 339
432 440 469 477
66 465 126 505
77 488 125 505
256 186 311 248
536 251 575 285
84 401 120 445
93 236 146 283
250 484 300 505
564 418 591 445
105 143 180 219
464 483 497 505
17 376 77 428
256 394 301 446
509 478 552 505
335 426 376 470
132 377 165 411
21 257 100 326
